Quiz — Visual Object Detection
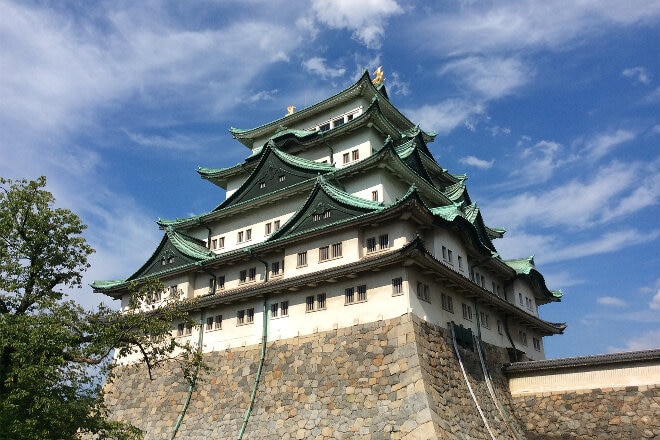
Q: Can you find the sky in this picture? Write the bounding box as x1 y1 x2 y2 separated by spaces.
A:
1 0 658 359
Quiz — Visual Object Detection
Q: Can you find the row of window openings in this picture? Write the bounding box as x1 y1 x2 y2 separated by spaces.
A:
342 149 360 165
259 175 286 189
305 285 367 312
297 242 343 267
211 220 283 249
366 234 389 253
441 246 463 270
160 255 176 266
518 330 541 350
471 270 505 299
518 293 535 311
312 108 361 132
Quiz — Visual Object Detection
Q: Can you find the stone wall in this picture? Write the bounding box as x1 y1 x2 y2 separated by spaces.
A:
512 385 660 439
103 313 517 439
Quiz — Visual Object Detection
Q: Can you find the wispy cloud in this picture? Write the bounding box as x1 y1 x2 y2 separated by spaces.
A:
582 129 636 162
310 0 403 49
608 328 660 352
622 66 652 84
597 296 627 307
303 57 346 79
459 156 494 169
650 289 660 311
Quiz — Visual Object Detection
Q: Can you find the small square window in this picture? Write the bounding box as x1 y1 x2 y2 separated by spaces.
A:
211 238 218 250
271 302 279 317
239 270 247 283
306 295 315 312
237 310 245 325
177 323 185 336
218 237 225 248
278 175 286 182
352 149 359 161
319 123 330 132
458 255 463 270
259 181 266 189
280 301 288 316
209 278 216 292
246 308 254 323
417 282 430 302
519 331 528 346
274 220 281 230
366 237 376 253
497 320 503 335
480 312 490 329
265 222 272 235
271 261 281 276
342 152 350 164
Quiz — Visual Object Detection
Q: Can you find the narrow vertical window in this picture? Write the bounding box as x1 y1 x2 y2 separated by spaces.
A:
392 277 403 295
357 285 367 302
317 293 326 309
246 229 252 241
248 267 256 281
280 301 288 316
206 316 214 330
246 308 254 323
306 296 315 312
239 270 247 283
319 246 329 262
273 220 281 231
458 255 463 270
342 152 350 164
331 242 342 258
218 275 225 289
379 234 389 250
238 231 244 243
371 190 378 201
345 287 355 304
237 310 245 325
352 149 359 161
214 315 222 329
297 251 307 267
271 303 279 318
366 237 376 253
218 237 225 248
265 222 272 235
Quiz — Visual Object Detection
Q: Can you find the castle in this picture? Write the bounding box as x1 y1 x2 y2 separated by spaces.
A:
93 70 659 439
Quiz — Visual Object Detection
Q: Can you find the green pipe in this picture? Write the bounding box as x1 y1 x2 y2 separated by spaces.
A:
237 296 268 439
170 308 205 440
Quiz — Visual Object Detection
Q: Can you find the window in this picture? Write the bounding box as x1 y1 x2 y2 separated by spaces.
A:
342 152 350 164
248 267 256 281
442 246 453 263
357 285 367 302
214 315 222 330
371 190 378 201
519 331 528 346
344 287 355 304
458 256 463 270
312 210 331 221
265 222 272 235
320 122 330 132
525 297 533 310
462 303 473 321
168 285 178 297
209 278 216 292
259 181 266 189
211 238 218 250
246 229 252 241
352 149 359 161
278 175 286 182
333 117 344 128
218 275 225 289
218 237 225 249
480 312 490 329
416 282 430 302
306 295 315 312
177 323 185 336
184 324 192 335
206 316 214 330
237 310 245 325
239 270 247 283
271 261 281 276
332 242 342 258
317 293 326 309
238 231 244 243
379 234 389 250
533 337 542 351
519 293 524 306
246 308 254 323
274 220 280 231
497 320 503 335
271 301 289 318
366 237 377 253
392 277 403 295
319 246 329 262
168 256 175 264
441 293 454 313
297 251 307 267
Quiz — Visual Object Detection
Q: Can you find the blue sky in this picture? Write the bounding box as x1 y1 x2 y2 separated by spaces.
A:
1 0 658 359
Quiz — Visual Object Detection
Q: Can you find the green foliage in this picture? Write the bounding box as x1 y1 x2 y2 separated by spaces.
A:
0 177 199 439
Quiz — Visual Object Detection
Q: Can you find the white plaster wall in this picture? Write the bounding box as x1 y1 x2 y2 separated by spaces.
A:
432 229 469 279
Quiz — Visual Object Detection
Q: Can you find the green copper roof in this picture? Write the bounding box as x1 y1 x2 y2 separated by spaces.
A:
504 257 563 301
269 175 384 241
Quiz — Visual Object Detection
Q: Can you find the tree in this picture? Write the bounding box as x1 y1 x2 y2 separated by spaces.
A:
0 177 198 440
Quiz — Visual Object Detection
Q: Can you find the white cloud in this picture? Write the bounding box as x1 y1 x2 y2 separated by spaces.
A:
439 56 532 100
582 129 635 162
622 66 652 84
488 161 658 230
610 329 660 352
597 296 626 307
412 1 660 55
403 99 484 135
310 0 403 48
510 140 563 184
459 156 494 169
243 89 280 104
303 57 346 79
650 289 660 311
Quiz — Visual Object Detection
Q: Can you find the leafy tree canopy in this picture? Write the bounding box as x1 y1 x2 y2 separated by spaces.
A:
0 177 198 440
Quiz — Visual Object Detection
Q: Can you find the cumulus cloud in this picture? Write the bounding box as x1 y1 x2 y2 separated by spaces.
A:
303 57 346 79
510 140 564 185
403 99 484 135
459 156 494 169
597 296 626 307
310 0 403 48
622 66 652 84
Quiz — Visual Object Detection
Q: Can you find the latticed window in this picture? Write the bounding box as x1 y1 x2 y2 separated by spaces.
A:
246 308 254 323
352 149 359 161
271 303 279 317
206 316 214 330
332 242 342 258
248 267 256 281
357 285 367 302
237 310 245 325
239 270 247 283
214 315 222 329
306 295 314 311
441 293 454 313
280 301 288 316
319 246 329 262
317 293 326 309
392 277 403 295
345 287 355 304
379 234 389 250
366 237 376 253
297 251 307 267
